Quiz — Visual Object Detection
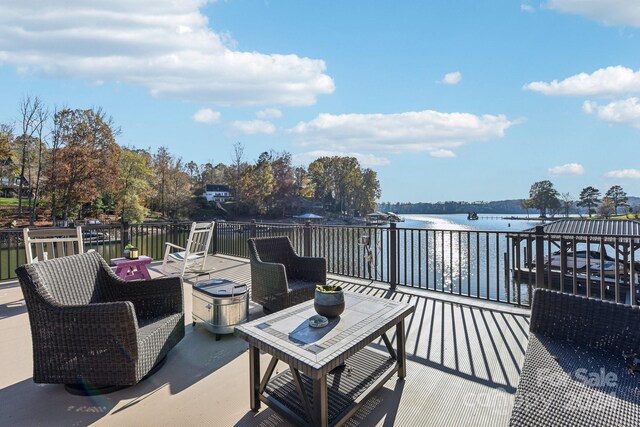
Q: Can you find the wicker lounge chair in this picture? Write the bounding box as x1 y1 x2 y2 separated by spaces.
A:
248 236 326 313
509 289 640 426
16 251 185 394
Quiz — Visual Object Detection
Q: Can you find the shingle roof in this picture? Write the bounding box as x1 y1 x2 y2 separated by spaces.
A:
523 219 640 236
205 184 230 192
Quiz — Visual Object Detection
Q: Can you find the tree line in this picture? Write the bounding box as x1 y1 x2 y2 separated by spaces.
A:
0 97 380 224
526 180 631 218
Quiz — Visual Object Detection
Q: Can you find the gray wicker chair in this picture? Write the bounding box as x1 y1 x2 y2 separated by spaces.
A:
248 236 326 312
509 289 640 426
16 251 185 394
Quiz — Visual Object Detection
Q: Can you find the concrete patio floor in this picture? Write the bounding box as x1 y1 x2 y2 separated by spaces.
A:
0 255 530 427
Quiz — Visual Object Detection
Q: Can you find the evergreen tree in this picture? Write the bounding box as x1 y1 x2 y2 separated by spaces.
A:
605 185 628 216
577 186 601 218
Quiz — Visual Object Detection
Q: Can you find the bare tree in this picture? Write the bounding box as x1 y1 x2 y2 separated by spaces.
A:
30 105 49 225
17 96 44 216
49 106 66 224
231 142 245 205
560 192 573 218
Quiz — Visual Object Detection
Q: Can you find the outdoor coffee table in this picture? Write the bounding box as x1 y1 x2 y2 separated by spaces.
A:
235 292 415 427
110 256 153 281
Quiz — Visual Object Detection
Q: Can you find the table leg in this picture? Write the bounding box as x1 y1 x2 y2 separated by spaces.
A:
312 375 328 427
139 264 152 280
114 266 126 280
396 319 407 379
249 345 261 411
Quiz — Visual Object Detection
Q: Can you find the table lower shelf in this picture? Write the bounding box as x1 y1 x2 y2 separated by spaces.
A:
264 347 396 426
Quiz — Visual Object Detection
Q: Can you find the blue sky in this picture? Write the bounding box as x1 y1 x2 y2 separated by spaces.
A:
2 0 640 203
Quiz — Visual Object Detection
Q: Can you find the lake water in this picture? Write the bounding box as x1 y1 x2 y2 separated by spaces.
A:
356 213 546 305
399 213 545 232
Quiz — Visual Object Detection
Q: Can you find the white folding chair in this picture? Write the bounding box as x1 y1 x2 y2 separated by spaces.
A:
161 221 215 277
23 227 85 264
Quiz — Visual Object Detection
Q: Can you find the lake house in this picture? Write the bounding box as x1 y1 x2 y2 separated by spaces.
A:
204 184 232 203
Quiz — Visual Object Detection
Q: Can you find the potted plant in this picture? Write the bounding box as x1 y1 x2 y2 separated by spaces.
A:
314 284 345 318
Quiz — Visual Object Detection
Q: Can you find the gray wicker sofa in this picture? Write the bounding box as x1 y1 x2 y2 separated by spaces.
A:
16 251 185 393
248 236 326 313
509 289 640 426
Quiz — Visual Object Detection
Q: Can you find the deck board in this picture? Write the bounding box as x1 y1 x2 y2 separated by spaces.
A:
0 254 529 427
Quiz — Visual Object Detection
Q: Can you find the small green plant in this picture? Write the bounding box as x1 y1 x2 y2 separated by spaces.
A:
125 244 135 250
316 284 343 293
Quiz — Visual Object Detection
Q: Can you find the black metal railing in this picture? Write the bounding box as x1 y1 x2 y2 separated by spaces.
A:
0 221 196 281
215 221 640 307
2 220 638 308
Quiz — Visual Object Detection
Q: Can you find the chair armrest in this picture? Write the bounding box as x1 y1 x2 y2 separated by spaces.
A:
530 289 640 355
250 259 288 300
40 301 139 354
164 242 186 251
102 269 184 317
292 255 327 283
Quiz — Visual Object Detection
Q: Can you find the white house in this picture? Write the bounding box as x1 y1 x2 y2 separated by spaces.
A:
205 184 232 203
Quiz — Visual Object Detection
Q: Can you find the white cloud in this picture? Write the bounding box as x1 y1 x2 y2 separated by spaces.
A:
605 169 640 179
256 108 282 119
228 120 276 135
441 71 462 85
548 163 585 175
521 3 535 13
430 149 456 158
192 108 220 124
288 110 515 155
292 151 390 168
0 0 334 106
524 66 640 96
583 97 640 128
546 0 640 27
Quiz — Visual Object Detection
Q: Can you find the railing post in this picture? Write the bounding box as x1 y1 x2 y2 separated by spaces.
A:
122 221 129 247
250 219 257 238
212 221 218 254
535 225 545 289
304 220 312 256
172 220 179 247
390 222 397 290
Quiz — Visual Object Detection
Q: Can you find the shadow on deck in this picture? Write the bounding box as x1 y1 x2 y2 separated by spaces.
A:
0 254 529 427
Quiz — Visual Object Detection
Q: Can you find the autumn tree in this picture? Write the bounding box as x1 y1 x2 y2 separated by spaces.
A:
164 157 193 218
357 168 381 214
308 156 380 215
117 149 153 222
577 186 601 218
294 167 313 197
528 180 560 218
598 196 615 219
47 108 121 221
266 151 296 217
605 185 628 216
151 146 172 216
185 160 201 194
236 152 274 215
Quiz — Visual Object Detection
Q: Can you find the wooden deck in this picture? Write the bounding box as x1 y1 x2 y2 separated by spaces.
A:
0 254 529 426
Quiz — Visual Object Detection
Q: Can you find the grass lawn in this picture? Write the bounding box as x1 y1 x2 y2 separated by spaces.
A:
609 214 640 220
0 198 19 207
